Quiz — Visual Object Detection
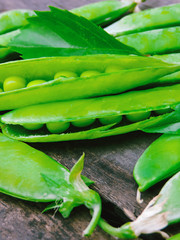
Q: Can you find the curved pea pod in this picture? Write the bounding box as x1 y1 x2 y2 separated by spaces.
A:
1 84 180 142
133 134 180 192
0 133 101 236
0 55 180 110
117 26 180 55
71 0 137 27
105 3 180 37
98 172 180 239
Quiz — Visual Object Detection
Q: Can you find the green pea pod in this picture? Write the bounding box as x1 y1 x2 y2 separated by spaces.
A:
0 55 180 110
1 84 180 142
0 9 34 35
71 0 137 27
151 53 180 85
134 134 180 192
0 30 20 59
0 133 101 236
98 171 180 239
169 234 180 240
117 26 180 55
105 3 180 37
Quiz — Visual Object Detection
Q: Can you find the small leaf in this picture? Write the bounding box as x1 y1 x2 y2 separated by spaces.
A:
8 7 139 59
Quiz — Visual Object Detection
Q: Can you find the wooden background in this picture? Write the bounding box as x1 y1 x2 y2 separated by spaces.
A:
0 1 180 240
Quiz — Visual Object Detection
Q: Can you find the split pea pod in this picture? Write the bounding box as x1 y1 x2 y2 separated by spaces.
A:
134 134 180 192
98 171 180 239
105 3 180 37
1 84 180 142
0 55 179 110
117 26 180 55
0 133 101 236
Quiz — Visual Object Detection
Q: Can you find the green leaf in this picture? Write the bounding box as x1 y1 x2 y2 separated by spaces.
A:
8 7 139 58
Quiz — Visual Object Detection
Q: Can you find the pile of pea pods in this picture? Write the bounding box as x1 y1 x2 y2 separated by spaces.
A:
0 0 180 239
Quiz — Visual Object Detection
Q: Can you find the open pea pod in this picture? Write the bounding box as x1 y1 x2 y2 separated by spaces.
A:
117 26 180 55
98 171 180 239
0 133 101 236
1 84 180 142
134 134 180 192
105 3 180 37
0 55 180 110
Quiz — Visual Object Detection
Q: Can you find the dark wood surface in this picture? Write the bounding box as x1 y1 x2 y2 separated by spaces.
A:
0 1 180 240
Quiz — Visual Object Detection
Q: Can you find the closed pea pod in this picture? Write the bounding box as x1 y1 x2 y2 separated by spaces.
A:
1 84 180 142
133 134 180 192
117 26 180 55
98 172 180 239
105 3 180 37
0 133 101 236
0 55 179 111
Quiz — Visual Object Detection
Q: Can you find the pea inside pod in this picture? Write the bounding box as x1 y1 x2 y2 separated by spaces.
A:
0 55 179 111
1 84 180 142
0 133 101 236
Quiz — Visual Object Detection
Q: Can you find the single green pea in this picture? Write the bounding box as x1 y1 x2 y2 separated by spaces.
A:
105 65 122 73
3 76 26 91
46 122 70 134
80 70 101 78
27 80 47 87
0 88 3 92
155 108 172 115
72 118 95 128
54 71 78 79
99 115 122 125
126 111 151 122
23 123 44 131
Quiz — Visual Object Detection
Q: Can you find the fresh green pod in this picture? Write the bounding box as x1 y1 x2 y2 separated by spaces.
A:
71 0 137 27
0 55 179 110
0 9 34 35
1 84 180 142
117 26 180 55
0 133 101 236
134 134 180 192
98 172 180 238
0 30 20 59
152 53 180 84
105 3 180 37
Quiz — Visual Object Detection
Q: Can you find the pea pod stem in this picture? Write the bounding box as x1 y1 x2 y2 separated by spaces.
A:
0 134 101 236
99 172 180 239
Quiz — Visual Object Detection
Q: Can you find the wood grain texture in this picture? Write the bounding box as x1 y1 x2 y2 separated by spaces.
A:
0 0 180 239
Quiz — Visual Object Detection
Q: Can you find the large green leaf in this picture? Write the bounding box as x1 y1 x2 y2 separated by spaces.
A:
8 7 139 58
